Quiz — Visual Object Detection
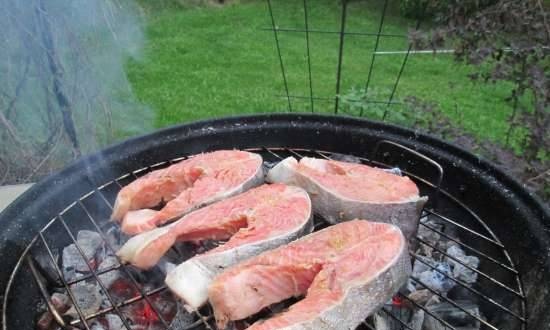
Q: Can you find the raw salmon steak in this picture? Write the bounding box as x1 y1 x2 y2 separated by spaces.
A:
267 156 427 240
117 184 313 308
209 220 410 330
111 150 263 235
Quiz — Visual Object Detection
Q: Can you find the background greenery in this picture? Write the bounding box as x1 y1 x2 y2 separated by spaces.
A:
128 0 525 151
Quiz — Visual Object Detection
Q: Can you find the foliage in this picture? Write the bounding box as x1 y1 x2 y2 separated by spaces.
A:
129 0 522 146
136 0 248 13
409 0 550 163
339 87 400 121
342 91 549 203
399 0 498 20
399 0 436 19
403 96 549 203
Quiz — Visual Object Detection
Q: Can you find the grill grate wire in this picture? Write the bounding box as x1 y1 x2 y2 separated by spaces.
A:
5 145 526 330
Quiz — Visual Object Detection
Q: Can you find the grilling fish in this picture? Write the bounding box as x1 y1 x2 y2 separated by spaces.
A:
111 150 263 235
267 156 427 240
117 184 313 308
209 220 410 330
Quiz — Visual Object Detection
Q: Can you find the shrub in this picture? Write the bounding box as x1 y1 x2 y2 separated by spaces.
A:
399 0 497 20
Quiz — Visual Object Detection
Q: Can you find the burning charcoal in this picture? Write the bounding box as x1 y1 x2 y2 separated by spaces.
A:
122 300 165 329
416 217 447 259
446 245 480 284
412 256 434 276
91 322 106 330
373 304 423 330
416 262 455 292
109 278 141 304
418 243 435 258
418 243 436 259
383 167 403 176
422 316 447 330
373 312 390 330
52 292 71 311
97 256 121 289
329 153 362 163
447 285 478 303
406 279 416 293
32 250 62 287
130 325 149 330
168 305 196 329
165 242 201 263
103 223 123 251
425 294 441 307
410 309 425 330
65 282 103 319
146 290 179 326
423 301 481 330
408 289 433 305
263 161 278 170
417 217 443 243
36 292 71 330
105 314 124 329
63 232 105 278
37 311 54 330
157 261 176 275
63 244 90 276
77 230 104 259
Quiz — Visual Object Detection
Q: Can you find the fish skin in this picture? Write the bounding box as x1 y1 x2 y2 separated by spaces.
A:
208 220 410 330
266 157 427 241
111 150 264 235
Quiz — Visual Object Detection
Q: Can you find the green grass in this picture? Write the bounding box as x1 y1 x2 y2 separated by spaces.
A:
127 0 519 148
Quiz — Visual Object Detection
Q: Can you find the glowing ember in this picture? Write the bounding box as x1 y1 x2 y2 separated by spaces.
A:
38 229 181 330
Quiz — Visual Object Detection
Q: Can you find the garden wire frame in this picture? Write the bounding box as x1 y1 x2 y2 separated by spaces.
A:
264 0 422 118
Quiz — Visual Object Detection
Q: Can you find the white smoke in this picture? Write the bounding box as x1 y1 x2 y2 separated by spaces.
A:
0 0 151 183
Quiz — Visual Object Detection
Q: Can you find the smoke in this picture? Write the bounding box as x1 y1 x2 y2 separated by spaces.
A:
0 0 151 184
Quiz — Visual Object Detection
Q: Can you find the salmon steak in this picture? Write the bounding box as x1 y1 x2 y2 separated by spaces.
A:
209 220 410 330
116 184 313 308
266 156 427 240
111 150 263 235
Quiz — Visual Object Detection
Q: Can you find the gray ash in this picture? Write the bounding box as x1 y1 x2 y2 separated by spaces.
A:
374 215 483 330
35 228 183 330
35 214 484 330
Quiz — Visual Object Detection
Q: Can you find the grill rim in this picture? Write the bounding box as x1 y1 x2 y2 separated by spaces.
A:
1 113 548 220
0 113 548 329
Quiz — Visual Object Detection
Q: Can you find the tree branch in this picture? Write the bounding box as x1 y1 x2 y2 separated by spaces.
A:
0 159 9 186
23 129 62 183
0 109 25 146
5 55 31 119
527 169 550 183
537 0 550 42
35 0 81 157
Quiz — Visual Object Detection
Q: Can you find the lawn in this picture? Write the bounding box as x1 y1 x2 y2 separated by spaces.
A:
127 0 519 148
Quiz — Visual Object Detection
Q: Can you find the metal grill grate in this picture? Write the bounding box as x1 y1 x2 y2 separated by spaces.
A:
4 145 526 330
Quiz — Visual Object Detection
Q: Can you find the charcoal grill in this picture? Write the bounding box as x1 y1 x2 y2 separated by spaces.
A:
1 114 548 330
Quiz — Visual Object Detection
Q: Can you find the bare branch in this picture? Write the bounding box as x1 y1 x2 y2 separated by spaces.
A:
0 159 9 186
527 169 550 183
5 55 31 119
23 129 63 183
537 0 550 42
102 1 119 42
0 109 25 146
35 0 81 157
